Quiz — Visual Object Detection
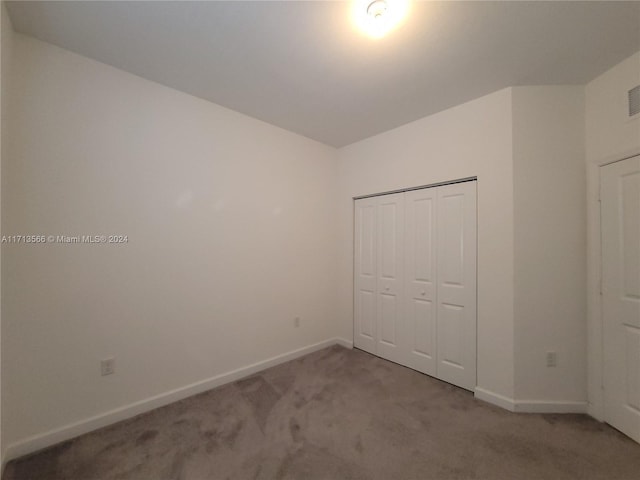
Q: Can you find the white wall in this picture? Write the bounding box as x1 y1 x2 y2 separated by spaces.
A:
2 34 340 454
336 89 516 403
586 52 640 164
0 0 15 463
512 86 587 406
585 51 640 419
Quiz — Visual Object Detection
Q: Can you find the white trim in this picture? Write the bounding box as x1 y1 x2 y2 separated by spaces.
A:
513 400 588 414
474 387 515 412
335 337 353 349
590 147 640 167
3 337 351 463
474 388 588 414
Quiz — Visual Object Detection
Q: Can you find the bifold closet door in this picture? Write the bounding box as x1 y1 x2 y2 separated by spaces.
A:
403 182 476 389
354 196 378 354
354 193 405 362
435 182 476 391
404 188 438 376
354 181 476 391
375 193 404 364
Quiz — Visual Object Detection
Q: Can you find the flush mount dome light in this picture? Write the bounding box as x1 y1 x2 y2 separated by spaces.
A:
367 0 388 20
353 0 409 38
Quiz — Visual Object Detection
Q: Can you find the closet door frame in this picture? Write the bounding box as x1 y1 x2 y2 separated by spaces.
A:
353 177 477 391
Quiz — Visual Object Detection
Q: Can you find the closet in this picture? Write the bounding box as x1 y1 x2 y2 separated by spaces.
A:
354 180 477 391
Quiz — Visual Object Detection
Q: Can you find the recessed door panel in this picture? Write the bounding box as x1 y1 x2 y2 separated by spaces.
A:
621 172 640 300
360 205 376 277
379 199 400 279
414 198 434 282
412 299 434 357
440 304 463 368
625 327 640 412
380 293 398 345
439 193 465 286
358 291 375 339
602 155 640 443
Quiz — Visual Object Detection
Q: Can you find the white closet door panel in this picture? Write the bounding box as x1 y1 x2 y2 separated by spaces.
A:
436 182 477 391
380 294 398 343
404 189 437 375
376 193 405 363
440 304 464 368
602 155 640 443
354 197 377 354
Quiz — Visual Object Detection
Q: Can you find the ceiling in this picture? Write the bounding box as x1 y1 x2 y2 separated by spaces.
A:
6 1 640 147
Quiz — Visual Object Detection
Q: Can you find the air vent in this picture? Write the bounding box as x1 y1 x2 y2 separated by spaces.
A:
629 85 640 117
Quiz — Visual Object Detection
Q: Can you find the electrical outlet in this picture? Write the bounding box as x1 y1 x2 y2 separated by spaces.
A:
101 357 115 376
546 351 557 368
294 317 301 328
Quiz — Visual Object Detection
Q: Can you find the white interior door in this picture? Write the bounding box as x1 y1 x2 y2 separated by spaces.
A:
354 197 377 354
436 182 477 391
376 193 405 363
601 155 640 443
404 188 438 375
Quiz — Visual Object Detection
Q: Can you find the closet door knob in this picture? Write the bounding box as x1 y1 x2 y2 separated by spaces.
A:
421 291 426 296
385 286 390 291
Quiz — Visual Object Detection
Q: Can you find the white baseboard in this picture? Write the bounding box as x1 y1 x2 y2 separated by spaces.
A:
335 337 353 349
513 400 588 414
4 337 351 463
587 400 605 422
474 387 516 411
474 387 588 414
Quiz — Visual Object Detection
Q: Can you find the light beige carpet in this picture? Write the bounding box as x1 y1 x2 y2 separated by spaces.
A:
4 345 640 479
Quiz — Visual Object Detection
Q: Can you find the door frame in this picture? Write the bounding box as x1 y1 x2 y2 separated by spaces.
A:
588 148 640 421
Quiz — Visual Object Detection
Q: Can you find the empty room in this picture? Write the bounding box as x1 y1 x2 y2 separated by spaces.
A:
1 1 640 479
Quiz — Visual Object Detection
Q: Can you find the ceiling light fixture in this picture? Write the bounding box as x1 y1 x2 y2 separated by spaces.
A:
367 0 388 20
353 0 410 39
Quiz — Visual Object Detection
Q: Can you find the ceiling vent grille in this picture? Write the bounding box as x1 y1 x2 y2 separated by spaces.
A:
629 85 640 118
